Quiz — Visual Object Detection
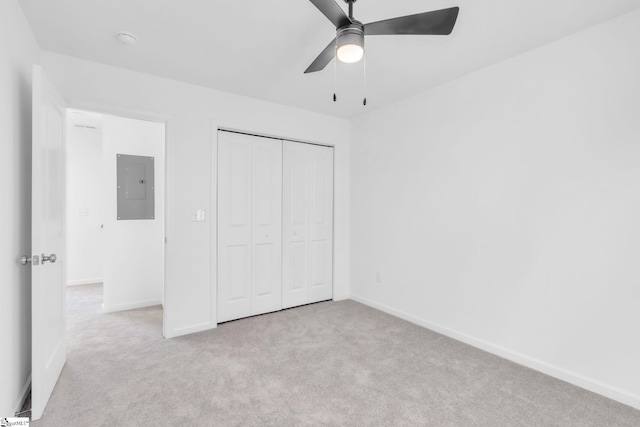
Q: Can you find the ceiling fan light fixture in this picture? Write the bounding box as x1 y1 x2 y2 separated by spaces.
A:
337 43 363 63
336 24 364 64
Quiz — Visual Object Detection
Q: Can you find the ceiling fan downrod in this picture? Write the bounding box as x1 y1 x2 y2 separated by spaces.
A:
345 0 355 19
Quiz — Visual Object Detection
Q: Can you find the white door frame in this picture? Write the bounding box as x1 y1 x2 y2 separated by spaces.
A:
64 101 171 337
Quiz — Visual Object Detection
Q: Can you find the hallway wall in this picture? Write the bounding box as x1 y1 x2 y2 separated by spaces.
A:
102 114 165 312
66 125 103 285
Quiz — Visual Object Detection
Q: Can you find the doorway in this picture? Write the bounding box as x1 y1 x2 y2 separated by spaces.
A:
65 109 165 322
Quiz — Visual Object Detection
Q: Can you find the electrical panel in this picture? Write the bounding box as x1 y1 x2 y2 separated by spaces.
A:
117 154 155 220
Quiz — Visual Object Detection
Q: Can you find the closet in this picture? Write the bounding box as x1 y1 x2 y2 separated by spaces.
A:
217 131 333 323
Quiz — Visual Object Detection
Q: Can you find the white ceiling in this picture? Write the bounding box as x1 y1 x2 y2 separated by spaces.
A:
20 0 640 118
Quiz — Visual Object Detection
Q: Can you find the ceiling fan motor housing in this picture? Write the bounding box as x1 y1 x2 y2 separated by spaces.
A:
337 22 364 50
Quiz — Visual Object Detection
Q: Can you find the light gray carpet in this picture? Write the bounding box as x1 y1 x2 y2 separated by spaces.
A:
32 284 640 426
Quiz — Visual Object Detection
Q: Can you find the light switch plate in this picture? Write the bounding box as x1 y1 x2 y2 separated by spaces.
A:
193 209 206 222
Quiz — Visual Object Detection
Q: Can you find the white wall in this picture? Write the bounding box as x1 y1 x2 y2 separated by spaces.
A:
0 0 39 416
351 9 640 409
102 114 165 312
66 126 103 285
40 52 351 338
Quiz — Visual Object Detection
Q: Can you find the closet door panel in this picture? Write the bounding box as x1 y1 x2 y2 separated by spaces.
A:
217 133 252 322
283 142 334 308
308 145 334 303
282 142 310 309
251 139 282 316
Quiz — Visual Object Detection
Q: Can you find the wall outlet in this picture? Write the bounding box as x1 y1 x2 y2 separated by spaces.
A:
375 272 382 284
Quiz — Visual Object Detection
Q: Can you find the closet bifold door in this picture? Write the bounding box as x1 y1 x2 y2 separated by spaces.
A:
282 141 334 309
217 131 282 323
251 136 283 316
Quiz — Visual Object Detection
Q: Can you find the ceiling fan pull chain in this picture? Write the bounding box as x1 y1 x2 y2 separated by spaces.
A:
333 43 338 102
363 52 367 106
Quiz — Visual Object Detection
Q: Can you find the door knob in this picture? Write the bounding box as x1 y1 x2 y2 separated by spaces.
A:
42 253 57 264
21 255 40 265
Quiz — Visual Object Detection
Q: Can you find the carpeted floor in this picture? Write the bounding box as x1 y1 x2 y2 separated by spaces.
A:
31 284 640 426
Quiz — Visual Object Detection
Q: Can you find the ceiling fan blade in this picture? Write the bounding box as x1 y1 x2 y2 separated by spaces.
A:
304 39 336 73
308 0 352 28
364 7 460 36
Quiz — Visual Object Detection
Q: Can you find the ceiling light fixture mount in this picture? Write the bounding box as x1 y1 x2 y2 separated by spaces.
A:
343 0 358 15
116 32 138 46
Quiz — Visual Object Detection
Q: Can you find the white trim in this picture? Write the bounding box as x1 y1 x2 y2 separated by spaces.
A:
350 294 640 411
163 113 174 338
210 121 218 328
331 146 337 310
164 321 217 339
13 375 31 415
218 128 334 148
66 278 103 287
101 299 162 314
65 101 170 124
212 119 337 149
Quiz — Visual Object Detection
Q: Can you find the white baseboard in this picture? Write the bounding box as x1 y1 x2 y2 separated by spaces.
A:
14 375 31 415
102 299 162 314
333 294 350 301
350 294 640 411
164 321 216 339
67 278 103 286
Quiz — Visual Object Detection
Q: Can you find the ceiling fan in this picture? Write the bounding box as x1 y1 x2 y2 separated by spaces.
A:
305 0 460 73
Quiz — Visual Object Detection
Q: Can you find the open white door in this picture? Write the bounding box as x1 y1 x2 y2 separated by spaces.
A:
30 65 66 421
